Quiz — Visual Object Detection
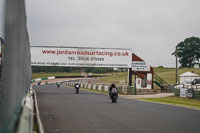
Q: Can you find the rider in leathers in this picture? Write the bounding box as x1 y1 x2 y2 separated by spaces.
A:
109 83 118 98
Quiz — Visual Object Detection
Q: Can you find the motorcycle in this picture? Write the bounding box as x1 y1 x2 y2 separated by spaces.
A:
74 83 80 94
110 87 118 103
56 82 60 88
38 81 41 85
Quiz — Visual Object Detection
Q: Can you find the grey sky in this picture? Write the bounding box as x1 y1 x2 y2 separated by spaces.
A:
1 0 200 67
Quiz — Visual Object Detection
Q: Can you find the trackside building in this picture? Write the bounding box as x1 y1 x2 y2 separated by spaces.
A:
132 53 154 89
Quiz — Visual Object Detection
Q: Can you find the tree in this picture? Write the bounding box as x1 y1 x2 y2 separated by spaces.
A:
174 37 200 67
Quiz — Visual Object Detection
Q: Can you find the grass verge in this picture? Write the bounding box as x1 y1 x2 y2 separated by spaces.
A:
138 96 200 110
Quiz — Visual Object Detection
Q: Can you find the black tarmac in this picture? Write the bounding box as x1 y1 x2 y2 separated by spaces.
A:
34 85 200 133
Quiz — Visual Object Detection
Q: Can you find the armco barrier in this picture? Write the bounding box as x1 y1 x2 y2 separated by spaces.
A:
65 81 134 94
93 85 96 90
48 76 55 80
32 76 56 83
16 92 33 133
35 78 42 82
104 86 109 92
0 0 32 132
98 85 102 91
88 84 92 89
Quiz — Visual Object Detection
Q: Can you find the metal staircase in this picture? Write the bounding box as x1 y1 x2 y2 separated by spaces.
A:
153 73 168 91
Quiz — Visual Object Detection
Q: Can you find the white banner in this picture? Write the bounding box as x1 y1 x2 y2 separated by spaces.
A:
31 46 132 68
132 61 150 71
180 88 187 97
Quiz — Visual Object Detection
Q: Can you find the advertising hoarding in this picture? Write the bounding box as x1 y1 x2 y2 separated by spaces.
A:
132 61 150 71
180 88 187 97
31 46 132 68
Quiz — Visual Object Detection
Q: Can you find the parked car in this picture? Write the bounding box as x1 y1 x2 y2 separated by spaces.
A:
174 78 200 89
191 78 200 85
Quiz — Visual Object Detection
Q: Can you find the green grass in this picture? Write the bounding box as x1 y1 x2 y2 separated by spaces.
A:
100 72 127 84
99 67 200 86
32 72 111 79
154 67 200 84
138 96 200 109
32 72 82 79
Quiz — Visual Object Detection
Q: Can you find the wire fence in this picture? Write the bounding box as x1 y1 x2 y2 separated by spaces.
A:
0 0 31 132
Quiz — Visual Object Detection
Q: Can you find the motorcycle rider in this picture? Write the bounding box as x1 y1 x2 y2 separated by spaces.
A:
74 82 80 88
74 82 80 93
109 83 118 98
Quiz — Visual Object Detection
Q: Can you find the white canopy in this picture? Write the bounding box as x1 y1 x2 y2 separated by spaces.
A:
179 71 199 84
179 71 199 77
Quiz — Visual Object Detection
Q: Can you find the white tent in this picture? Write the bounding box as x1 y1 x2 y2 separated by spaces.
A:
179 71 199 84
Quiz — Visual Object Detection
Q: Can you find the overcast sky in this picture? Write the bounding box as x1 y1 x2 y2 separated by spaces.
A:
1 0 200 67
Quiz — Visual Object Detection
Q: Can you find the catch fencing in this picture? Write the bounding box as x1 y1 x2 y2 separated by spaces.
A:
0 0 32 132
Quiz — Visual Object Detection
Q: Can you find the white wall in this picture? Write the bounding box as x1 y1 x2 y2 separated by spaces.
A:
136 73 152 89
136 78 141 89
180 76 199 84
147 73 152 89
194 64 200 68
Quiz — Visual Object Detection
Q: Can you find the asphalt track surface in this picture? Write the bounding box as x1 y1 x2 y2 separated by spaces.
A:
34 85 200 133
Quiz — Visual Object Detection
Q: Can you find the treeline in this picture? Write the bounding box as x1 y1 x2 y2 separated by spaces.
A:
32 66 116 73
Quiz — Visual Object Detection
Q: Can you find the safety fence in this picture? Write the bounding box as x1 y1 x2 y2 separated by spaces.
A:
0 0 32 133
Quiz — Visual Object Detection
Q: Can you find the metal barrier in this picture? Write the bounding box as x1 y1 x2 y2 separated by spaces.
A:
65 81 138 94
0 37 4 113
183 84 200 90
0 0 32 132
